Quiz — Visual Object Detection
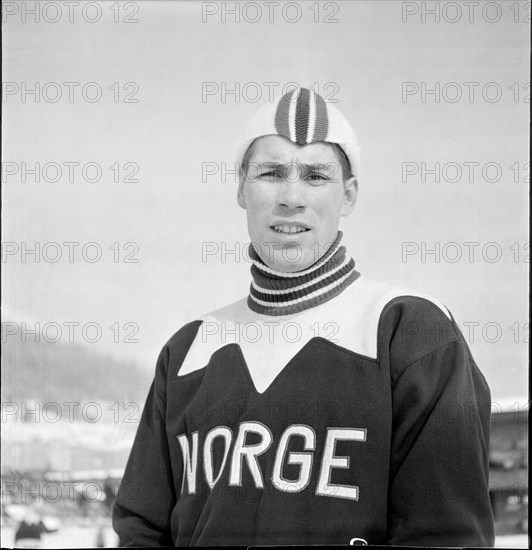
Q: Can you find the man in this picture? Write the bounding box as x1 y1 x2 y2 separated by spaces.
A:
112 88 494 546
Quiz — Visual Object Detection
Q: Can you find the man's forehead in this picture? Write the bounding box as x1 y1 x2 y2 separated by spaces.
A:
246 135 339 164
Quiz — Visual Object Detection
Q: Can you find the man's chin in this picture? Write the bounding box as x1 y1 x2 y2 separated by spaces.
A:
251 239 323 273
265 254 318 274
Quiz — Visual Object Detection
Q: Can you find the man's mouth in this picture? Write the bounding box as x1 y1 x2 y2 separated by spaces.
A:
271 225 310 234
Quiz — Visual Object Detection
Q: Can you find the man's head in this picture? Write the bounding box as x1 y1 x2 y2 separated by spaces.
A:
236 87 360 273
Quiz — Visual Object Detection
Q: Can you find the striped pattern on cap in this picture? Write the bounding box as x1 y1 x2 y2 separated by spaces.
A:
247 231 360 316
274 88 329 146
235 85 361 180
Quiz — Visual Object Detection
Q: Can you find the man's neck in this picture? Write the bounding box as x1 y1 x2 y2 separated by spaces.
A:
247 231 360 316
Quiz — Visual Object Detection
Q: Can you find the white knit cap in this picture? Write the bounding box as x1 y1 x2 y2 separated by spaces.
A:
235 87 360 180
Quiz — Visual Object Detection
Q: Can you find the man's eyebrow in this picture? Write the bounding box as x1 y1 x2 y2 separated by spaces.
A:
253 161 284 170
306 163 339 171
251 161 338 171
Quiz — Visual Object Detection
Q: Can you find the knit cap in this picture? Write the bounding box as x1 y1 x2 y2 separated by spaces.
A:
235 87 360 180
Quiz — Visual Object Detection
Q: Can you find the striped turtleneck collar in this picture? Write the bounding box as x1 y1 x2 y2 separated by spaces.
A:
247 231 360 316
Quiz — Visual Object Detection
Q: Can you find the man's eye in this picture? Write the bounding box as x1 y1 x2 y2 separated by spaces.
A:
259 171 281 179
306 173 329 183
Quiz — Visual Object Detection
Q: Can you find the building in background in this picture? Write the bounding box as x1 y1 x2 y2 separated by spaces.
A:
489 399 528 537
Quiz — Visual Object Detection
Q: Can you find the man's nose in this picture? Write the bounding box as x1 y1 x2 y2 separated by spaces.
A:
279 163 306 208
278 173 306 210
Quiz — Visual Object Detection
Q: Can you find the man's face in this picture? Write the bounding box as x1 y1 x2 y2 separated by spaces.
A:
237 135 357 272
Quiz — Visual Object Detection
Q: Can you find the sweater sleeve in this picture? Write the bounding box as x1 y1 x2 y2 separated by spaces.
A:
381 297 494 546
112 345 176 547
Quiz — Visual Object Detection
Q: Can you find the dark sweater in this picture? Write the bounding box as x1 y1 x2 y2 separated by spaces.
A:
113 276 494 546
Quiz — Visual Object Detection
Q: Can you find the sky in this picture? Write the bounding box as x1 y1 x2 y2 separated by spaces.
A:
2 0 529 402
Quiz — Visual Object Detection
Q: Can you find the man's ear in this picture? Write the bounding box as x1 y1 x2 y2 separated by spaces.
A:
341 176 358 217
237 175 247 210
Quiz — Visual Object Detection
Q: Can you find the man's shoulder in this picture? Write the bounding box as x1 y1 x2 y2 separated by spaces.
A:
350 277 463 375
326 275 455 360
159 297 249 376
164 297 249 346
354 276 455 337
200 296 250 323
343 275 451 320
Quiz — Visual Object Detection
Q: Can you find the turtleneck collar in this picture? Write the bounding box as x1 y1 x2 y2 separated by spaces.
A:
247 231 360 316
